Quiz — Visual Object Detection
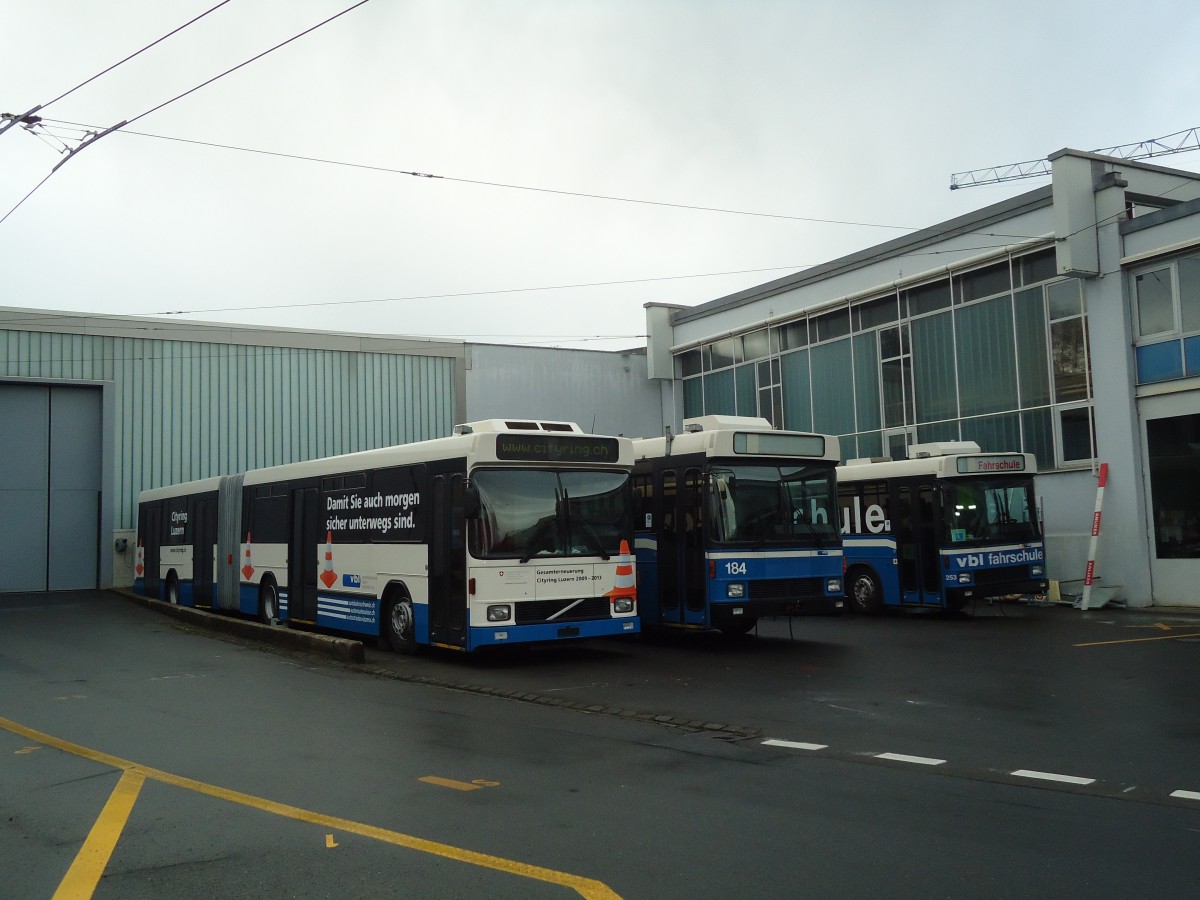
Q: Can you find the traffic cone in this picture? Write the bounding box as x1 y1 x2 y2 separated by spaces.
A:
606 539 637 603
320 530 338 589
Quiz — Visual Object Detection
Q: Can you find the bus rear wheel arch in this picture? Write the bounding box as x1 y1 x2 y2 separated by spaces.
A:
258 577 281 625
383 587 419 654
847 566 883 615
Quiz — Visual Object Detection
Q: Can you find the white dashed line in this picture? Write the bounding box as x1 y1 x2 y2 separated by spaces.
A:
1011 769 1095 786
1169 789 1200 801
762 739 828 751
875 752 946 766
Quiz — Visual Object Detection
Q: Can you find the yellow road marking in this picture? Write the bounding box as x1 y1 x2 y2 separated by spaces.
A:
1075 631 1200 647
1127 623 1174 631
15 746 40 755
52 769 145 900
0 716 619 900
326 834 339 848
420 775 485 791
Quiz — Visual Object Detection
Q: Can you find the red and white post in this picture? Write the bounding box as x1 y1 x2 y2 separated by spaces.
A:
1080 463 1108 610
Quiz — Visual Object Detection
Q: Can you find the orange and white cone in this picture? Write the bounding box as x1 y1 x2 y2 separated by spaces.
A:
606 539 637 604
319 530 338 589
241 533 255 581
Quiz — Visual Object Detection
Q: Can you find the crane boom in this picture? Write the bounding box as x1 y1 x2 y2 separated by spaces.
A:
950 127 1200 189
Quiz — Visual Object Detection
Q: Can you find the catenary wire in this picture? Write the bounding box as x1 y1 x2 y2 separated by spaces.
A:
40 1 236 111
0 1 374 226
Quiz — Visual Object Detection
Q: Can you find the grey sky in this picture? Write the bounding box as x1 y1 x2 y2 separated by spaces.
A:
3 0 1198 350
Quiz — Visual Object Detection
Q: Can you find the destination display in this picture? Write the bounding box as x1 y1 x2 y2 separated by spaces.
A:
495 434 621 463
956 455 1026 474
733 432 826 457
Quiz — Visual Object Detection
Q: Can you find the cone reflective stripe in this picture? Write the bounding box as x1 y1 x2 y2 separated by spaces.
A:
319 530 338 589
241 533 255 581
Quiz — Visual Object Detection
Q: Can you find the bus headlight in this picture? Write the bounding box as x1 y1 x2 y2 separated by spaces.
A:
613 598 634 613
1031 565 1044 576
826 578 842 594
486 604 511 622
727 583 746 599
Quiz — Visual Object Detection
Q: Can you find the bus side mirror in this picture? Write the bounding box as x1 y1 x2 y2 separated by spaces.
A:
464 485 481 519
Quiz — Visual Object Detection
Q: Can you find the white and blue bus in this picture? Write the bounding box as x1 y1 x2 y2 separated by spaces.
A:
836 441 1048 613
135 419 639 652
630 416 844 635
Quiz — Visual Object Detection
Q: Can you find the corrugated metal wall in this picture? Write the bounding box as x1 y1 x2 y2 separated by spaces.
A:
0 327 459 530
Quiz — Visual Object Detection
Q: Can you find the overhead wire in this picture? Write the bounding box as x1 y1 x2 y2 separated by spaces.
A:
39 1 235 112
0 0 374 226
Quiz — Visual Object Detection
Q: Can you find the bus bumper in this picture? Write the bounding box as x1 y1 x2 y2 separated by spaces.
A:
712 595 845 626
949 578 1049 606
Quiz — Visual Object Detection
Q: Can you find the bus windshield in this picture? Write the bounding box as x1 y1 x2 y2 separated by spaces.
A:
942 477 1039 544
708 463 839 546
470 469 631 561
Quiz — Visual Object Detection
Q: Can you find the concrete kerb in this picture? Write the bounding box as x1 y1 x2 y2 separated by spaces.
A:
111 588 365 663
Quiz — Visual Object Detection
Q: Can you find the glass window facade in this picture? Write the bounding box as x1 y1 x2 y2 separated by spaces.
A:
677 246 1092 470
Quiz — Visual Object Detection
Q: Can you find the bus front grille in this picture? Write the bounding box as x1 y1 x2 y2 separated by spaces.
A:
972 565 1032 587
515 597 612 625
747 577 824 601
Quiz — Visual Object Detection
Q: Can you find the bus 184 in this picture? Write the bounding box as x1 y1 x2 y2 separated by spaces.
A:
836 441 1048 614
135 419 639 651
631 416 844 635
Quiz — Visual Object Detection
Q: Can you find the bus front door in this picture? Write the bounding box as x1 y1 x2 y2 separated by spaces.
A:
143 505 162 598
289 488 320 621
657 468 707 627
192 497 215 607
429 474 467 649
896 483 943 605
681 468 707 627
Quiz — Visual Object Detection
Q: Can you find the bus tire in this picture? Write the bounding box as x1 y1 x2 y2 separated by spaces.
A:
165 572 180 605
258 578 280 625
384 591 419 654
847 566 883 615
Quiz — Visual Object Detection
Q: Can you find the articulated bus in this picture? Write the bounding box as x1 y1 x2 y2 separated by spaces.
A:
135 419 639 652
836 441 1048 614
630 416 844 635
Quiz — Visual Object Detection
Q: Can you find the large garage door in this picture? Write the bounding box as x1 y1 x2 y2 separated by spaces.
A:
0 383 102 592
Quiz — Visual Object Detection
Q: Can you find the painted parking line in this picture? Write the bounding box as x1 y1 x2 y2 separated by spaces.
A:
419 775 490 792
1075 631 1200 648
53 769 145 900
1010 769 1095 786
1 715 619 900
761 739 827 751
875 752 946 766
1169 789 1200 801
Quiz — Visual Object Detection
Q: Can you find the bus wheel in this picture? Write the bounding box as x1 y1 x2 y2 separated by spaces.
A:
384 593 418 654
848 567 882 615
165 573 180 605
258 580 280 625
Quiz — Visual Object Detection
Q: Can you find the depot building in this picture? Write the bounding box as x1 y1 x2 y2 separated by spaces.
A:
3 146 1199 607
645 148 1200 608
